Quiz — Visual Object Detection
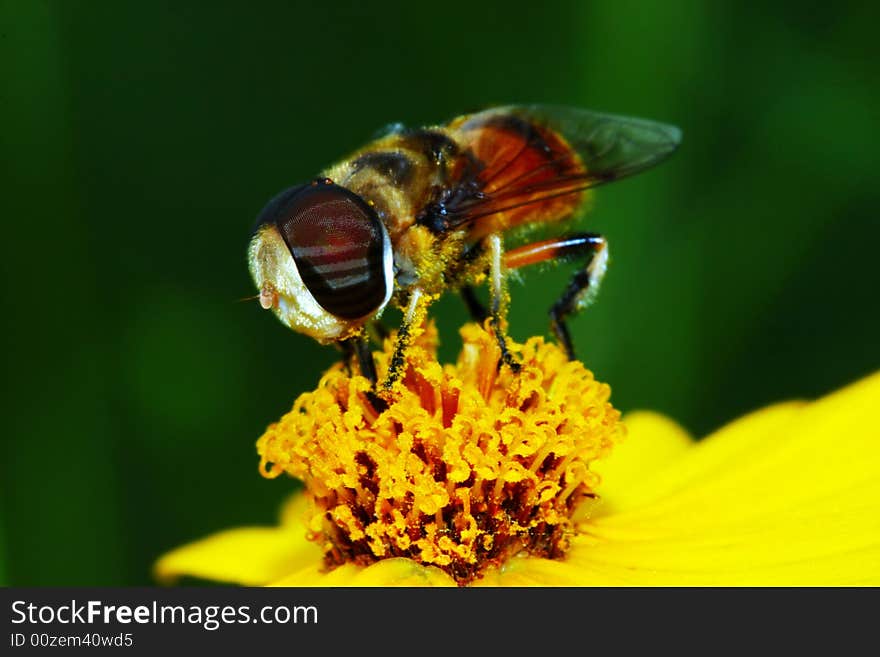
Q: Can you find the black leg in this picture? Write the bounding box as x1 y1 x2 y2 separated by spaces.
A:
549 271 589 360
338 339 356 376
545 234 608 360
341 334 388 412
353 335 379 385
454 239 490 322
505 232 608 361
460 285 489 323
341 334 380 385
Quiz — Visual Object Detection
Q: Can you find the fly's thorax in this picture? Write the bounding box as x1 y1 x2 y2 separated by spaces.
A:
323 129 457 242
320 128 469 300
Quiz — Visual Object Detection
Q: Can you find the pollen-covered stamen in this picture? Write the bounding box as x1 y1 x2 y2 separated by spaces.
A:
257 321 623 585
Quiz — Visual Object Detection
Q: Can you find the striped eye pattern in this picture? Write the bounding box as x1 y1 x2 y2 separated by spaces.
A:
259 181 392 320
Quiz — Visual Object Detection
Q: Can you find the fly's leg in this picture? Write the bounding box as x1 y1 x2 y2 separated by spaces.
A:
342 334 379 385
460 285 489 323
341 333 388 412
457 239 489 323
487 233 521 372
548 235 607 360
339 339 356 376
382 287 431 392
505 233 608 361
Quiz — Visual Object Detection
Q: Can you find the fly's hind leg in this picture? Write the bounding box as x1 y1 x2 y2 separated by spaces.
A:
505 233 608 361
460 285 489 324
548 234 608 360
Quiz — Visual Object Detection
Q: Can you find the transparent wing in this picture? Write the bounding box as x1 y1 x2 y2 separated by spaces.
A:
438 105 681 232
501 104 681 183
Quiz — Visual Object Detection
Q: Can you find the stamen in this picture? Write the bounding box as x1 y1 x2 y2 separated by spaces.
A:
257 321 623 585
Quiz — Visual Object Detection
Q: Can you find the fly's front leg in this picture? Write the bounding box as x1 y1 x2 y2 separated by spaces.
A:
340 333 388 412
505 233 608 360
382 287 431 392
487 233 521 372
338 339 356 376
341 333 379 385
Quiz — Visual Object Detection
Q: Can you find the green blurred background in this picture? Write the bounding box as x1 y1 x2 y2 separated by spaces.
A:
2 0 877 585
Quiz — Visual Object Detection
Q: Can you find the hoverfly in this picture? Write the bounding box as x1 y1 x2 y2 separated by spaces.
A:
248 105 680 392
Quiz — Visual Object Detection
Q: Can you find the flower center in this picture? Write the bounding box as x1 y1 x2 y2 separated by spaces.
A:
257 322 623 585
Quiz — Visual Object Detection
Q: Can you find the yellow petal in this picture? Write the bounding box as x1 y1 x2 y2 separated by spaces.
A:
473 552 587 586
155 493 321 586
156 361 880 587
279 489 310 527
270 557 457 587
594 402 807 517
592 411 694 515
521 371 880 585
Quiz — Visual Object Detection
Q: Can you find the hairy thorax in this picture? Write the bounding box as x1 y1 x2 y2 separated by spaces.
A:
322 129 468 298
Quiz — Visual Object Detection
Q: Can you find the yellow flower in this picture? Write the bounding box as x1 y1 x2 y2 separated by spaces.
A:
155 322 880 586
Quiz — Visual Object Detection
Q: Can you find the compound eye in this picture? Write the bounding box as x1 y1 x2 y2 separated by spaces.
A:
269 182 392 320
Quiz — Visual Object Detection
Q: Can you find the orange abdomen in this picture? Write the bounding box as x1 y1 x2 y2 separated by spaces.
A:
448 112 588 239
